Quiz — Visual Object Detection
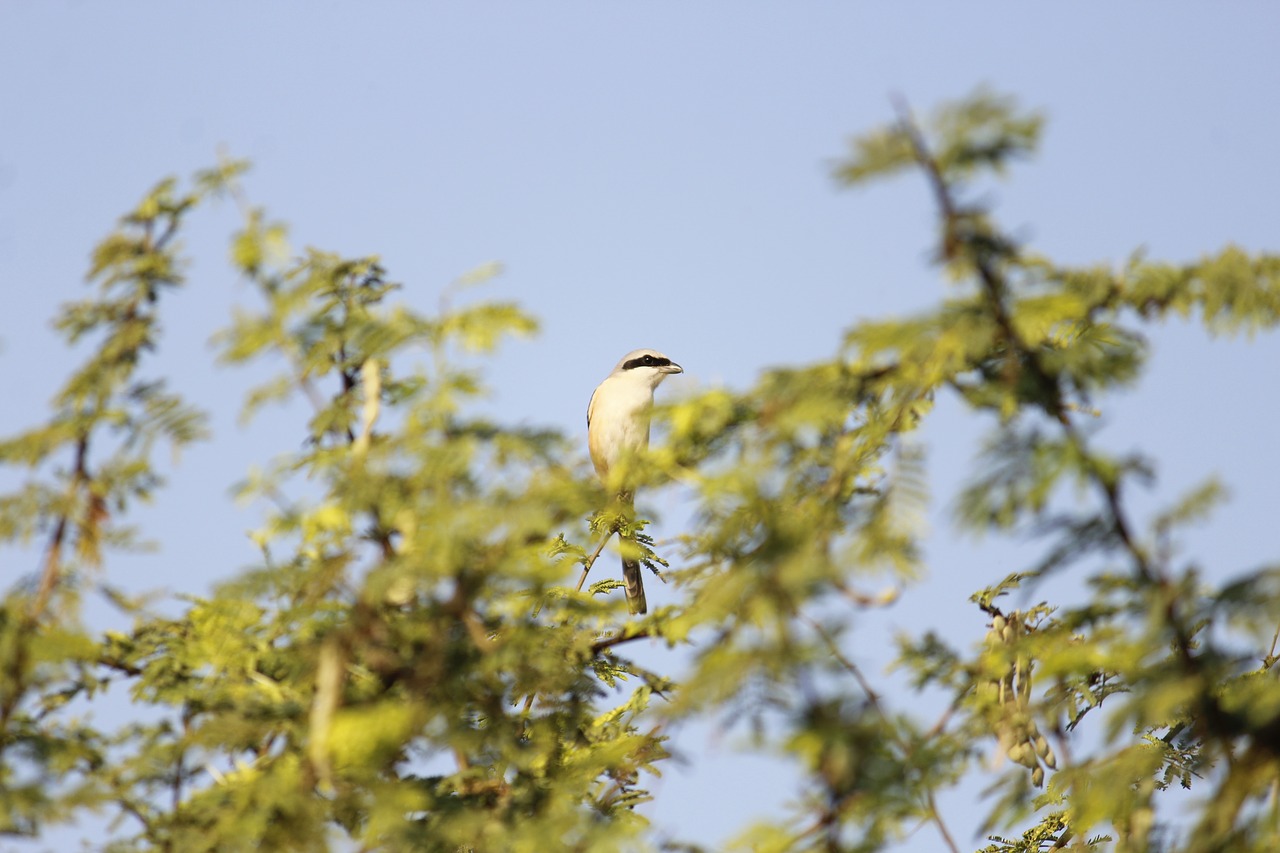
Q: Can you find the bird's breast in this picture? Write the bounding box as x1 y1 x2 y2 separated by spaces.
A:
587 380 654 481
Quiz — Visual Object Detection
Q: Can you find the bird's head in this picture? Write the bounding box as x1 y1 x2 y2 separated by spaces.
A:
612 348 683 389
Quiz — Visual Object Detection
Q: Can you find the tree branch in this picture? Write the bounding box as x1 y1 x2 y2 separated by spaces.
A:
591 629 650 656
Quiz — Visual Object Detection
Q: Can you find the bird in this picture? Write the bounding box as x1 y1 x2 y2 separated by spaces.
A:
586 348 684 614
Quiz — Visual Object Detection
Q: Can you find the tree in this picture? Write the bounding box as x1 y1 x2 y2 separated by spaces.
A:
3 90 1280 852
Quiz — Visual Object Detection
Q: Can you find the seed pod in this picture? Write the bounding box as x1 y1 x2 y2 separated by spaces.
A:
1032 766 1044 787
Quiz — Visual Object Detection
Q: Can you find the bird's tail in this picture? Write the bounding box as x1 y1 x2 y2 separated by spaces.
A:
615 491 647 615
621 555 647 615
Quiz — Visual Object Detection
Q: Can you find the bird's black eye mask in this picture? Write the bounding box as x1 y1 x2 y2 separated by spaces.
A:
623 354 671 370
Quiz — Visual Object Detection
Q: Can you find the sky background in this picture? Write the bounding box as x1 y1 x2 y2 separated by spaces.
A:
3 4 1280 850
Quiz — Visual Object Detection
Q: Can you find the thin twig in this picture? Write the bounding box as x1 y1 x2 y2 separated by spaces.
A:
1 433 93 735
803 613 880 706
1266 624 1280 669
30 433 90 622
576 529 615 594
925 788 961 853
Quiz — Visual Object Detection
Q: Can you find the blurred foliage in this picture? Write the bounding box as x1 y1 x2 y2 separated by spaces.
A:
4 91 1280 852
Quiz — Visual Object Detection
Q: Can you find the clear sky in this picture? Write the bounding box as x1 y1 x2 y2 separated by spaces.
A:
3 4 1280 849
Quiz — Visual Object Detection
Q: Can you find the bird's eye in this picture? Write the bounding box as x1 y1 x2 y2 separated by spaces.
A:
643 355 656 365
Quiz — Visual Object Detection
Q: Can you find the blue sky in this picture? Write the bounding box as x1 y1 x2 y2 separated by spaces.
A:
4 4 1280 849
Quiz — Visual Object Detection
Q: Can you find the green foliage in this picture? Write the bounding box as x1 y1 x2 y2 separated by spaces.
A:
4 90 1280 852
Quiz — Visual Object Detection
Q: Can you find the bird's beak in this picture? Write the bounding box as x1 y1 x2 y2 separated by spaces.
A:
663 361 684 375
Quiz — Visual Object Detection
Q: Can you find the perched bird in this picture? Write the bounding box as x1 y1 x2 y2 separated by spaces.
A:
586 349 684 614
